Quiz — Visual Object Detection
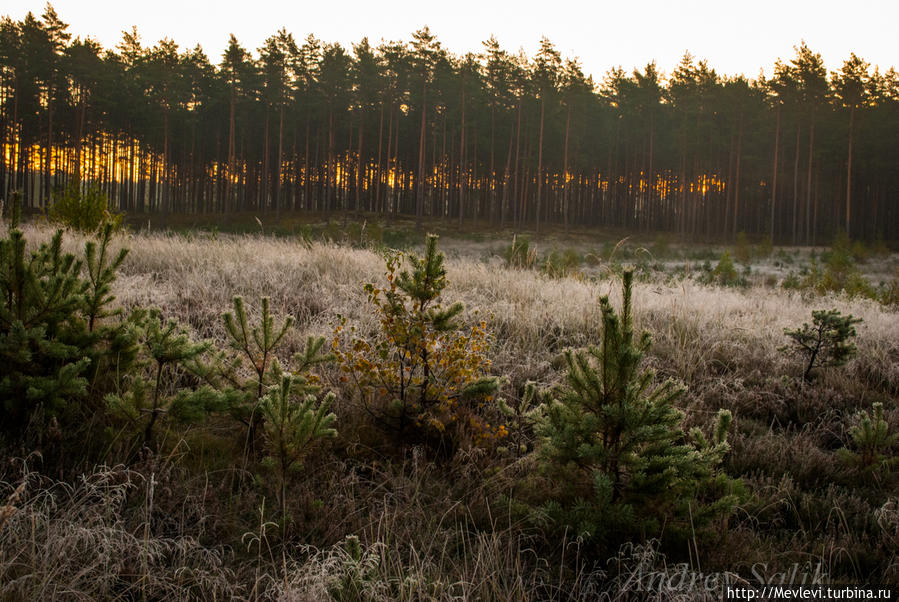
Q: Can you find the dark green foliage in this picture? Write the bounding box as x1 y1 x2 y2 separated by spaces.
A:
733 231 752 264
497 381 544 458
106 309 219 449
837 402 898 476
84 224 128 331
194 296 334 456
801 232 877 299
703 250 746 287
221 296 295 448
394 234 464 331
537 270 739 546
542 249 581 279
259 359 337 524
48 181 122 233
503 234 537 269
0 225 137 446
782 309 862 382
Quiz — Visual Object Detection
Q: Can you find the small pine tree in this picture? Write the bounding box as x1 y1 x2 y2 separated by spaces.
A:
538 270 737 546
497 381 543 458
710 250 743 286
335 234 502 454
106 309 219 450
734 231 752 264
0 225 139 451
259 360 337 528
49 180 123 233
782 309 862 383
837 402 898 476
222 296 295 451
83 224 129 332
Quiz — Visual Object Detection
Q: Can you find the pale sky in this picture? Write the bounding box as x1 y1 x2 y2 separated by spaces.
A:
6 0 897 82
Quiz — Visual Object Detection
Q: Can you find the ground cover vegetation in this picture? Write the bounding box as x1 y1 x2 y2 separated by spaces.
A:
0 214 897 599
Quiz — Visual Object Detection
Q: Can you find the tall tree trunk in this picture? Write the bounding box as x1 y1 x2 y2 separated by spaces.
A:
771 105 780 244
226 88 235 215
46 83 53 208
162 110 169 222
327 109 334 213
489 102 496 225
535 96 545 236
646 111 654 233
845 104 855 235
262 108 270 213
355 111 364 216
275 103 284 218
805 112 815 245
512 98 522 228
791 122 800 245
304 113 311 211
416 83 427 230
458 87 465 231
562 103 571 233
375 102 384 214
501 126 513 229
733 111 743 240
384 104 394 221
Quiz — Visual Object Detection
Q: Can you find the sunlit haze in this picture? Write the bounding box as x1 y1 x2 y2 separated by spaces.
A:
5 0 898 81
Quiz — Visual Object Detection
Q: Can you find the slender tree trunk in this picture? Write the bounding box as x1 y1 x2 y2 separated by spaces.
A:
501 126 513 229
262 108 270 213
375 101 384 214
326 109 334 213
226 89 235 215
46 83 53 208
489 101 496 225
385 105 394 221
416 84 427 230
356 111 364 216
535 96 545 236
805 112 815 245
562 103 571 233
845 104 854 235
458 87 466 231
304 113 311 211
771 105 780 244
733 112 743 240
276 103 284 218
792 122 800 245
512 98 522 228
162 110 169 222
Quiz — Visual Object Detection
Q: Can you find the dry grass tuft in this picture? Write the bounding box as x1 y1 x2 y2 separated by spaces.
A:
0 464 241 601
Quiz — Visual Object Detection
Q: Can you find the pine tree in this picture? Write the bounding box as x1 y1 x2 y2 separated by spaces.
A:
259 359 337 528
106 309 219 450
497 381 543 458
0 224 134 444
538 270 737 546
335 234 502 454
837 402 897 477
782 309 861 382
83 223 128 332
222 296 294 450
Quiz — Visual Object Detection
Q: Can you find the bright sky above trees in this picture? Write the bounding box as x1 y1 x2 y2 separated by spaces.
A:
5 0 897 80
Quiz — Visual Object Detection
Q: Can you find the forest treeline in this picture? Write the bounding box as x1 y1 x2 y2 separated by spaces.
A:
1 5 898 242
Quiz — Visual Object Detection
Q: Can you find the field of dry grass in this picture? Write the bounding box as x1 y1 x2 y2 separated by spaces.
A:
1 224 897 599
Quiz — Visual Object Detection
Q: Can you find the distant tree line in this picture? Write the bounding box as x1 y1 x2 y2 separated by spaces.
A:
1 5 898 242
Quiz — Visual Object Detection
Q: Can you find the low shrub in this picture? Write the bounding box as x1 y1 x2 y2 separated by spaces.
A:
49 180 123 233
